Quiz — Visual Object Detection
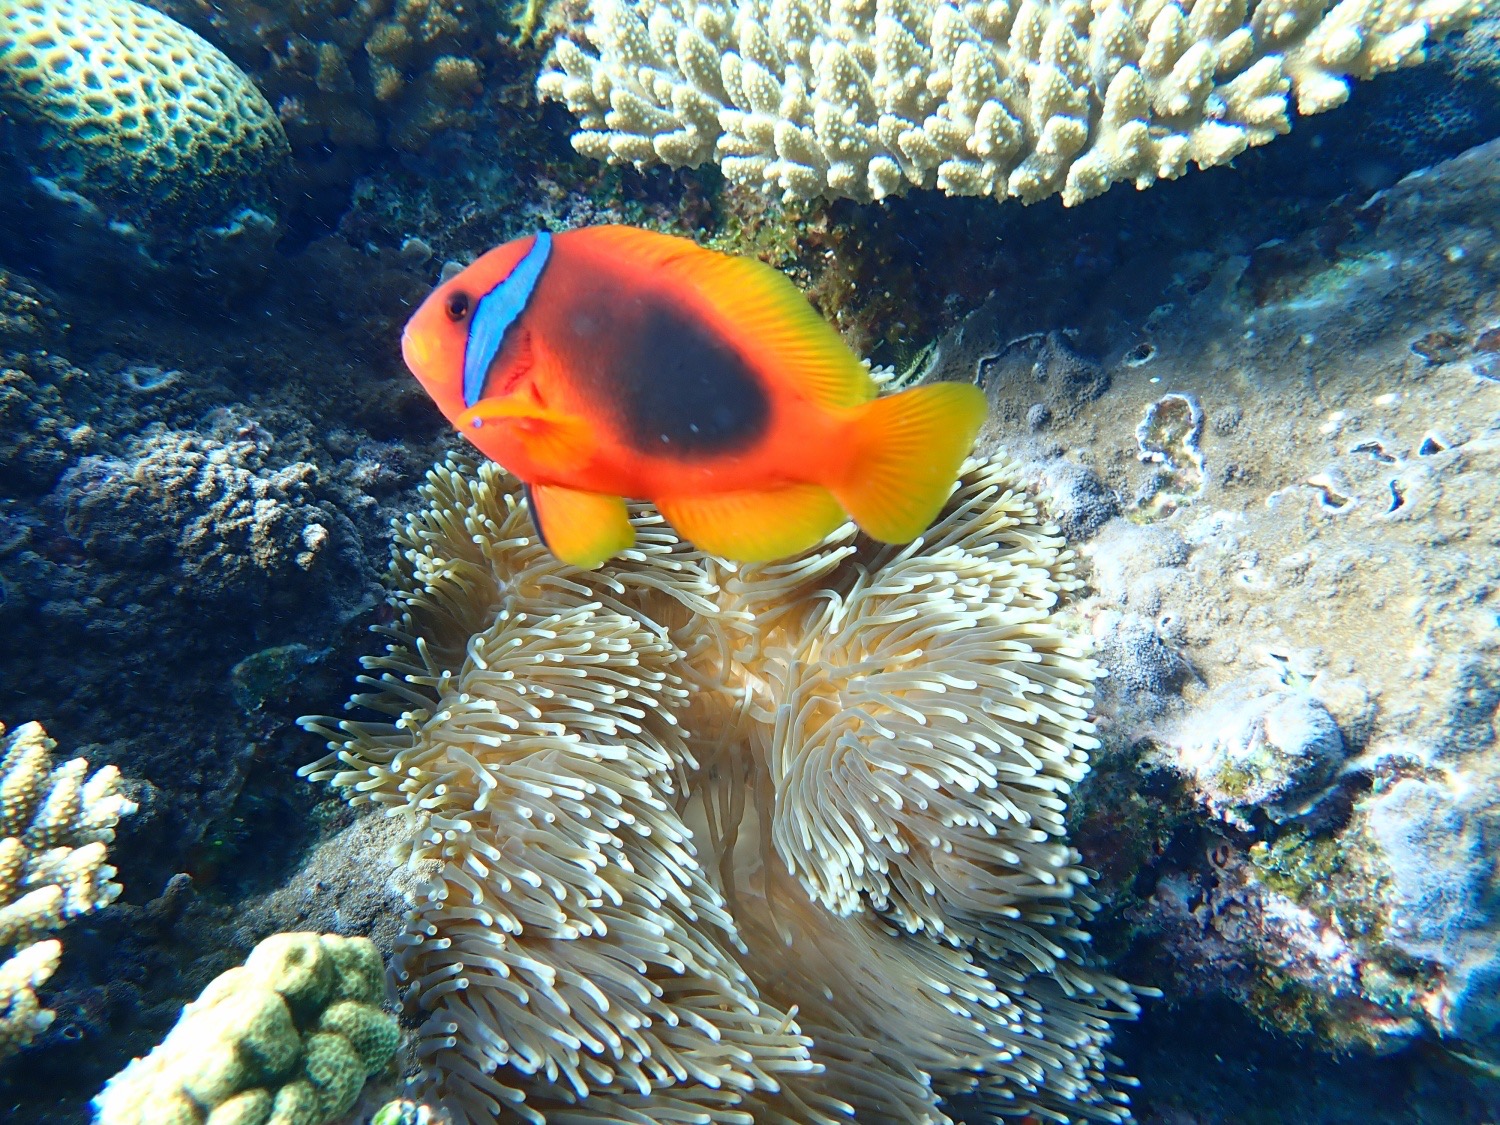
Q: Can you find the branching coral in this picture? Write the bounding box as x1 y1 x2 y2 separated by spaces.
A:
0 721 136 1060
94 932 399 1125
150 0 502 154
538 0 1493 205
303 446 1138 1123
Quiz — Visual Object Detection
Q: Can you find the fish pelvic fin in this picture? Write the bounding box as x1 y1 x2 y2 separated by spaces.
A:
657 484 846 562
457 399 592 476
831 381 987 544
527 483 635 569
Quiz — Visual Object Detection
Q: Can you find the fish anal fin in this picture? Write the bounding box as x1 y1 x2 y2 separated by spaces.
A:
657 484 846 563
578 225 877 411
831 382 988 544
528 483 635 569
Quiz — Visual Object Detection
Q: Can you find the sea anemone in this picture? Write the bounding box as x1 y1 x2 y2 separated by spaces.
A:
302 452 1138 1123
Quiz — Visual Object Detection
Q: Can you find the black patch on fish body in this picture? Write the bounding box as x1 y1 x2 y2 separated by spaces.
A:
608 303 770 456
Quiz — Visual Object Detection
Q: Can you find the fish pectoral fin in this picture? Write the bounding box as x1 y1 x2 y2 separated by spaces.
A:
657 484 846 563
458 400 591 475
831 381 987 544
527 483 635 570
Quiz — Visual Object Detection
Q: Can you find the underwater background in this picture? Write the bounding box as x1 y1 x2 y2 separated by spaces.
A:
1 0 1500 1121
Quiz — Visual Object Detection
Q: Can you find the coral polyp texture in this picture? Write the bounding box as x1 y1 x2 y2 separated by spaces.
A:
0 0 290 229
148 0 501 155
301 452 1139 1124
538 0 1493 205
0 720 136 1060
93 931 399 1125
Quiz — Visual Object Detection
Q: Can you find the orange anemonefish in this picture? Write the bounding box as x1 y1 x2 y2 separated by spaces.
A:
400 225 987 569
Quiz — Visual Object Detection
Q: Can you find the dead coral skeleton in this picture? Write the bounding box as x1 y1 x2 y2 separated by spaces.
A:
302 452 1138 1123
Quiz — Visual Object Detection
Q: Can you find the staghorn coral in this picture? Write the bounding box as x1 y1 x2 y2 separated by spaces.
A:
0 720 136 1060
0 0 289 234
301 449 1139 1123
538 0 1494 206
150 0 501 156
94 931 399 1125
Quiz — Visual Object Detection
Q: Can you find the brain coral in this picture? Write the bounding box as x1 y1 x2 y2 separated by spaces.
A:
302 450 1139 1123
0 0 290 231
539 0 1493 205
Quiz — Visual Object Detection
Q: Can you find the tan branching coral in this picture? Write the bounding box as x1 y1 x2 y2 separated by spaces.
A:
0 721 136 1059
150 0 501 153
538 0 1493 205
302 450 1137 1123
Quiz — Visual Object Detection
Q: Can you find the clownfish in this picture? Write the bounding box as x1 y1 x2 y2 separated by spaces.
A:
400 225 986 569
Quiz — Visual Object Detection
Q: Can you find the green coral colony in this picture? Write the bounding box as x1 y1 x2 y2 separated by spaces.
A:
92 933 399 1125
0 0 289 229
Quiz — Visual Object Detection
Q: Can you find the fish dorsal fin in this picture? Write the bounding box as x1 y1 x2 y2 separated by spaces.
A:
656 483 846 562
576 226 879 412
527 483 635 569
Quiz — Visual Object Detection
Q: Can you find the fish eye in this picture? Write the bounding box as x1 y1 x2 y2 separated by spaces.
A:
445 291 471 321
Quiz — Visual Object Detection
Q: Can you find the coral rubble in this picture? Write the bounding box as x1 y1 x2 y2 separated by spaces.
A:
539 0 1493 205
303 453 1139 1123
93 931 399 1125
0 721 136 1060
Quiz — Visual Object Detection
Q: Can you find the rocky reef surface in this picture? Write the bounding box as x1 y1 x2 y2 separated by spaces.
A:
925 137 1500 1115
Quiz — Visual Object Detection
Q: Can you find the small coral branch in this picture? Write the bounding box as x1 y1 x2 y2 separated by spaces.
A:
0 720 136 1060
539 0 1494 206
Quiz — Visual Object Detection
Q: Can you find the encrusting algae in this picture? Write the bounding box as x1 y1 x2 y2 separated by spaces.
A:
301 438 1140 1124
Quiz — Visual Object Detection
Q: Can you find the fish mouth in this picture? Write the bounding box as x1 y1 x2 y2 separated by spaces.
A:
400 325 429 375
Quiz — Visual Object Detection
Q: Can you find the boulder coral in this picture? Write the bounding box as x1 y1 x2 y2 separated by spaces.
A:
0 0 289 233
539 0 1494 205
94 932 400 1125
301 451 1140 1123
60 426 348 604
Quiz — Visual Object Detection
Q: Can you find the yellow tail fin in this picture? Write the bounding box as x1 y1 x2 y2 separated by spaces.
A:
831 382 987 544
